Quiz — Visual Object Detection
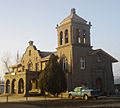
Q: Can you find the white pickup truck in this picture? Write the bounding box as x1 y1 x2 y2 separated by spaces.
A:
69 87 99 100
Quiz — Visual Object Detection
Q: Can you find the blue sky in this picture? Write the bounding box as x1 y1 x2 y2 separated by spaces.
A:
0 0 120 79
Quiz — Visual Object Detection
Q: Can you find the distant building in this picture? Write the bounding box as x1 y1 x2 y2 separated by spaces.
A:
4 8 118 96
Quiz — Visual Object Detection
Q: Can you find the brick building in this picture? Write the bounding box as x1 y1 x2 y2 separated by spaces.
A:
4 8 118 96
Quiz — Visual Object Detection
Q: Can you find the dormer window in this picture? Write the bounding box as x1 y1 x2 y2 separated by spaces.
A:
65 29 68 43
60 31 63 45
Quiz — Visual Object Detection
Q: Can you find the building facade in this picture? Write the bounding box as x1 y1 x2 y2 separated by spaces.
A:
4 8 118 96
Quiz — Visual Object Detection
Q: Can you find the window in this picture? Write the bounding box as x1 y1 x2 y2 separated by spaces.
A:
83 30 86 44
83 37 86 44
28 62 33 71
83 29 86 36
35 63 39 71
22 66 25 71
29 50 31 56
62 58 68 71
97 55 101 62
65 29 68 43
80 57 85 69
76 29 81 44
78 37 81 43
60 31 63 45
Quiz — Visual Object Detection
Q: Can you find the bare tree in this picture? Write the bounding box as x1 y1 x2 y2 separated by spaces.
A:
1 52 11 73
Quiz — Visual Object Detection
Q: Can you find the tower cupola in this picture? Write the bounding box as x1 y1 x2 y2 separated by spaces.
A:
57 8 91 48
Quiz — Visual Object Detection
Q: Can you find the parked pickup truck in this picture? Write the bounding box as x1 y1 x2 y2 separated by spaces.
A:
69 87 99 100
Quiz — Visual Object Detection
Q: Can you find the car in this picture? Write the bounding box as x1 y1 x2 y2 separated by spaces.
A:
68 87 99 100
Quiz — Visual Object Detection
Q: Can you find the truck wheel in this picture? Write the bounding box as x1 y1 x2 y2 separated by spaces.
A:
69 94 73 99
84 95 89 100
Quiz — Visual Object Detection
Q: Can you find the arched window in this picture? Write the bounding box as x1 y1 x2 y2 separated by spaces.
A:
76 29 81 44
6 80 10 93
60 31 63 45
65 29 68 43
78 37 81 43
29 50 31 56
12 79 16 94
83 37 86 44
28 62 33 71
35 63 39 71
18 78 24 93
83 29 86 44
63 58 68 71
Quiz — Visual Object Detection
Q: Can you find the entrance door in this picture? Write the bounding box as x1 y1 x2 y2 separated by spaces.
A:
95 78 102 92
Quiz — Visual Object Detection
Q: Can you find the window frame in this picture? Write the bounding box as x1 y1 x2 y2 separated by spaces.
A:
65 29 68 43
60 31 63 45
62 58 68 71
29 50 31 56
80 57 86 69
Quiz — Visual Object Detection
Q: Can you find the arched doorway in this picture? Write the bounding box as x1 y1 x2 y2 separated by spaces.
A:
18 78 24 94
12 79 16 94
6 80 10 93
95 78 102 92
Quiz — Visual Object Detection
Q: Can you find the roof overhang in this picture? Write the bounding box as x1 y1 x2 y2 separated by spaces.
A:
90 49 118 63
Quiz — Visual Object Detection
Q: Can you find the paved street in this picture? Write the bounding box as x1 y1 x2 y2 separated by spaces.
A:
0 95 120 108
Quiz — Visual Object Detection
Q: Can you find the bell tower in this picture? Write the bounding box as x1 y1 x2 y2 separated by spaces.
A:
57 8 91 49
56 8 92 90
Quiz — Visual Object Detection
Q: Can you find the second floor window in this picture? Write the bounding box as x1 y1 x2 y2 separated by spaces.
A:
80 57 85 69
62 58 68 71
28 62 33 71
29 50 31 56
35 63 39 71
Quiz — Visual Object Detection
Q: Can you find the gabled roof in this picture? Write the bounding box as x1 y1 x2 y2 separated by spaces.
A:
90 49 118 63
60 8 87 25
21 41 53 61
39 51 53 58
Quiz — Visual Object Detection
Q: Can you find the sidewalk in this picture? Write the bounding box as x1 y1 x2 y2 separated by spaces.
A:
0 95 64 103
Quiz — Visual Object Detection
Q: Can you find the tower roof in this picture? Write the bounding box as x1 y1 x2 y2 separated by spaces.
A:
60 8 87 25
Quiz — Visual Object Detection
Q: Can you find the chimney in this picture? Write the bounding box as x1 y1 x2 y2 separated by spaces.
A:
29 40 33 46
71 8 76 15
